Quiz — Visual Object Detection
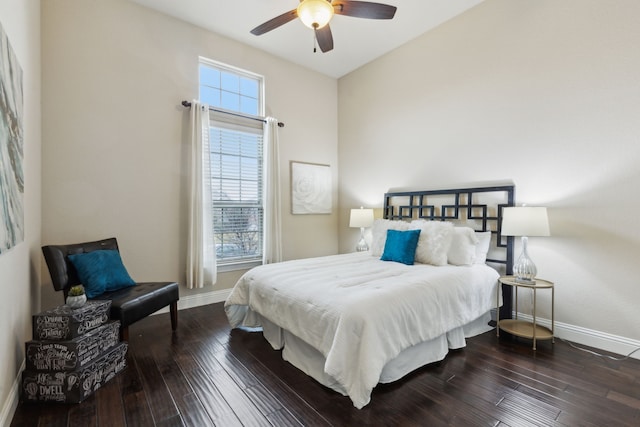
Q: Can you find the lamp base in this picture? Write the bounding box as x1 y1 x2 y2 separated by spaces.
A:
513 236 537 284
355 227 369 252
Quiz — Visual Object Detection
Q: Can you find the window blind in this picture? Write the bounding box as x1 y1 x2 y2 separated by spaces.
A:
209 116 263 263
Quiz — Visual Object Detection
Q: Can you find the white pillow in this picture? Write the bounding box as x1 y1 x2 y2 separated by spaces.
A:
370 219 410 256
448 227 479 266
474 231 492 264
409 220 454 266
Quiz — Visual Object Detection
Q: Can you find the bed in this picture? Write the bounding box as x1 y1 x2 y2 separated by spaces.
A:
225 185 515 409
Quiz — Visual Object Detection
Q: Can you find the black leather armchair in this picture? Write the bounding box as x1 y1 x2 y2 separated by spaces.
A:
42 237 179 341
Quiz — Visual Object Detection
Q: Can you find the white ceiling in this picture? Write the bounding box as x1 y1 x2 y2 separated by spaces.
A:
129 0 484 78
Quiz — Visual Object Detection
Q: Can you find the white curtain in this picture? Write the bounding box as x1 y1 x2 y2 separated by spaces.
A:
263 117 282 264
186 100 217 288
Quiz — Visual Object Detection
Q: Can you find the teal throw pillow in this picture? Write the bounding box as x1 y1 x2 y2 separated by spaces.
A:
68 250 136 298
380 229 421 265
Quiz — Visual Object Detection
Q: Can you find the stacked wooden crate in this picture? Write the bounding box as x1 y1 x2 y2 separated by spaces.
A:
22 300 128 403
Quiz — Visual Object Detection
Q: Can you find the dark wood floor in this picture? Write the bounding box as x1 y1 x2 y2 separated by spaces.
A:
11 302 640 426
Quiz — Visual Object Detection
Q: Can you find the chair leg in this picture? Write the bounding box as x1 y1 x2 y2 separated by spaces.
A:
170 301 178 331
120 325 129 342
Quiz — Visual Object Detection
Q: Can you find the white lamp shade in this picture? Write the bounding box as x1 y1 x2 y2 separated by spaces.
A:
502 207 550 237
349 208 374 228
297 0 334 29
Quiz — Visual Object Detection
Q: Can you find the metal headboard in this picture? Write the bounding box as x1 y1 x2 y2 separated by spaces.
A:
383 184 515 319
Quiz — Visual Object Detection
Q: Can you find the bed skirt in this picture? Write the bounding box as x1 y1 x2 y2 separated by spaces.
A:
257 311 493 400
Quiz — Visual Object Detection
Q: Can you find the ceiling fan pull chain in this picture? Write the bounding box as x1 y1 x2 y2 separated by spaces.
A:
313 31 318 53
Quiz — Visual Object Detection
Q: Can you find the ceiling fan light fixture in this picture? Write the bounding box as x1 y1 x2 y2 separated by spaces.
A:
297 0 334 29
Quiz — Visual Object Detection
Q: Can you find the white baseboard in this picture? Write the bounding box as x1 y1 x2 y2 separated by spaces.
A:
158 295 640 360
1 360 25 427
515 312 640 360
157 297 640 360
152 288 232 315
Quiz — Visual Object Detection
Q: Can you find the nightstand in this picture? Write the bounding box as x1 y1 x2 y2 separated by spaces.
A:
497 276 554 350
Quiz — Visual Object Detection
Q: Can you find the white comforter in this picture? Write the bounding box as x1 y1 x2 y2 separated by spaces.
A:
225 252 499 409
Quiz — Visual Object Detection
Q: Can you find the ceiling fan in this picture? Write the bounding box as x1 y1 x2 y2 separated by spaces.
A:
250 0 397 53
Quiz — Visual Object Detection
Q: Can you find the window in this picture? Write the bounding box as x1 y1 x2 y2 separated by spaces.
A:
199 58 264 270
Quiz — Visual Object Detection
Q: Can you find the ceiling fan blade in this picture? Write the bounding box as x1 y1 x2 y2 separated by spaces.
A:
333 1 397 20
250 9 298 35
315 25 334 53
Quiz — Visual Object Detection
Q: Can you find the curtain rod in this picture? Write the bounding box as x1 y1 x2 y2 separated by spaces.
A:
181 101 284 128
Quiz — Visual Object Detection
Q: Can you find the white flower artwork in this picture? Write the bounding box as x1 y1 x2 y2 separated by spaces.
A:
290 161 332 214
0 20 24 253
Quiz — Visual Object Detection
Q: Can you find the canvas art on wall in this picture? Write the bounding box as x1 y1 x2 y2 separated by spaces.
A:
0 20 25 253
290 161 332 214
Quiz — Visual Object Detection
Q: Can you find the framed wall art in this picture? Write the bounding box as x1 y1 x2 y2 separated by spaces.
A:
290 161 332 215
0 19 24 253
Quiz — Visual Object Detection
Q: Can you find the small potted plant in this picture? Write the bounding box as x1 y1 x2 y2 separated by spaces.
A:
66 285 87 308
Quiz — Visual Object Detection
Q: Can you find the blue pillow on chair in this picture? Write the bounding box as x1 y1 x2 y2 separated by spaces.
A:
68 250 136 298
380 229 421 265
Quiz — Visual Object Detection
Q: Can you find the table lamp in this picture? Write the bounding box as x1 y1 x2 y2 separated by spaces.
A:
501 206 550 284
349 207 374 252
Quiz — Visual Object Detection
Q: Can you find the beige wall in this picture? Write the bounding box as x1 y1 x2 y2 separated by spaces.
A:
41 0 338 309
0 0 41 423
338 0 640 348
